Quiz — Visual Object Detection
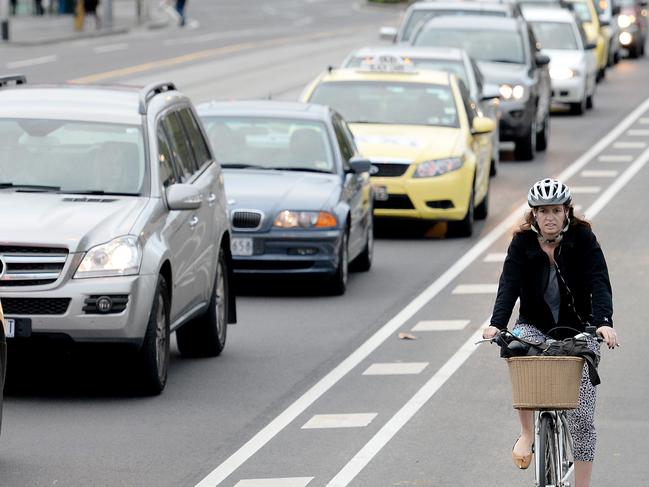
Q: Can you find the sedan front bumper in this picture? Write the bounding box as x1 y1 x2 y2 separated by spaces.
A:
498 99 535 141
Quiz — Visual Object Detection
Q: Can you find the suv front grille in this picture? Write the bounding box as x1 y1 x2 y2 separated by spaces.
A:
232 210 263 230
1 297 71 315
372 163 410 177
0 245 69 287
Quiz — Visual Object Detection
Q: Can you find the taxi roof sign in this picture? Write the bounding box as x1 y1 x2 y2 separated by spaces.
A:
357 55 418 74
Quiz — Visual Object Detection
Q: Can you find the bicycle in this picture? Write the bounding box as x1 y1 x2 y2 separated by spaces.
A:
477 326 602 487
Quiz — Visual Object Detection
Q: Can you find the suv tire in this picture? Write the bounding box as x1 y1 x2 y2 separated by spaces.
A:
177 248 228 358
138 275 170 395
514 119 536 161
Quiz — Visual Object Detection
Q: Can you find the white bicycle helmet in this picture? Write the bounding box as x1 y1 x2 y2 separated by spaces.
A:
527 178 572 207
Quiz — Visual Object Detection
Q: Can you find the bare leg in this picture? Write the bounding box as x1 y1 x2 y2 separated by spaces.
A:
574 461 592 487
513 409 534 456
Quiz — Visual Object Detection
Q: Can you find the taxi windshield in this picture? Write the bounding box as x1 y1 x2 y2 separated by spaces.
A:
347 57 470 87
530 22 579 50
0 119 145 195
309 81 459 127
414 28 526 64
200 117 335 173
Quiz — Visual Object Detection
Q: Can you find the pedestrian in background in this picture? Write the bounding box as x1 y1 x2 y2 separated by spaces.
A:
84 0 101 29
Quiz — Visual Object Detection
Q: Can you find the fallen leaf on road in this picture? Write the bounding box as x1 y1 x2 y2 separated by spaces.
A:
398 332 418 340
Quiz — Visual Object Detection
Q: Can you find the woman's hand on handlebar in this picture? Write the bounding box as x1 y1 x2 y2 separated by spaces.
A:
482 325 501 340
596 325 619 349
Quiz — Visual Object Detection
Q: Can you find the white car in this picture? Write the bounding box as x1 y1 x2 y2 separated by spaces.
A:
522 6 598 114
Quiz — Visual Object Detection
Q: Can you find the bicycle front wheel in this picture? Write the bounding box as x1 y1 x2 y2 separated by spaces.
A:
538 415 559 487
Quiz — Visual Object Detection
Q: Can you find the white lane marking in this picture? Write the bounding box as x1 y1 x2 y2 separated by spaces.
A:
627 129 649 136
580 169 619 178
194 98 649 487
326 146 649 486
570 186 601 194
613 141 647 149
483 252 506 262
293 17 314 27
325 320 490 487
302 414 378 429
452 284 498 294
234 478 313 487
639 118 649 124
597 154 633 162
363 362 429 375
6 55 57 69
411 320 469 331
93 43 128 54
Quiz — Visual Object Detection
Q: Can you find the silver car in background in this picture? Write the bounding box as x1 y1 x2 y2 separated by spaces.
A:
341 46 502 175
522 6 598 114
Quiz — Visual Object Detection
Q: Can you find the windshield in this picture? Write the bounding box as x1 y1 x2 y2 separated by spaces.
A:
347 57 470 88
568 1 593 22
0 119 145 195
200 117 334 173
414 28 526 64
530 21 579 50
309 81 459 127
403 9 507 41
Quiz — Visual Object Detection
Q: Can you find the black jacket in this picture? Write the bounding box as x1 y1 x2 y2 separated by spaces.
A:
491 224 613 339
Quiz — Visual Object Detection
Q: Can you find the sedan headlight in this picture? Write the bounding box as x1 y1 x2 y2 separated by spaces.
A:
499 84 526 100
413 157 463 178
75 236 142 278
273 211 337 229
618 14 634 28
549 66 579 80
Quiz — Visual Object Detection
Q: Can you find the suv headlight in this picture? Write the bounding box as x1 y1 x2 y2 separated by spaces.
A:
499 84 526 100
75 236 142 278
618 14 634 28
273 211 337 229
413 157 463 178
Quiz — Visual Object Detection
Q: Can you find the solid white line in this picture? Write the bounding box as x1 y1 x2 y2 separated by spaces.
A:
93 43 128 54
613 141 647 149
570 186 601 194
363 362 429 375
411 320 469 331
326 144 649 487
483 252 506 262
302 413 377 429
234 478 313 487
6 55 57 69
627 129 649 136
580 170 619 178
452 284 498 294
597 155 633 162
194 97 649 487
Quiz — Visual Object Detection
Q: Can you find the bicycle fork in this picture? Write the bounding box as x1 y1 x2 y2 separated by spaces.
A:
534 411 575 487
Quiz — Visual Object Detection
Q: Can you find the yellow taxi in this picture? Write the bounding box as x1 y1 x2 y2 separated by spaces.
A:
566 0 609 79
300 57 495 237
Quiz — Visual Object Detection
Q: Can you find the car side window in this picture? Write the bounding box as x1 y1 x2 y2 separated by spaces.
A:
332 114 355 167
161 111 198 182
157 127 178 188
470 58 484 93
178 108 212 170
457 80 478 126
528 26 542 63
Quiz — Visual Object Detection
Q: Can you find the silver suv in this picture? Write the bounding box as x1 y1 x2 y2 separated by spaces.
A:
0 76 236 394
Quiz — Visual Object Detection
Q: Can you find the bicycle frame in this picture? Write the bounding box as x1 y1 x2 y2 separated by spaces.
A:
534 410 575 487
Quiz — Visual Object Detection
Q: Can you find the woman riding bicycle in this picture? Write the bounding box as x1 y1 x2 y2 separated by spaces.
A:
482 178 619 487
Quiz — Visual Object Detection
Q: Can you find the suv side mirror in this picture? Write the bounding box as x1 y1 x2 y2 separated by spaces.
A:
471 117 496 135
535 53 551 66
585 42 597 50
166 184 202 210
379 26 398 42
349 157 372 174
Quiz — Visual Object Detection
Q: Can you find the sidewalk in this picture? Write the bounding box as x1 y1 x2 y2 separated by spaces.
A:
2 0 173 46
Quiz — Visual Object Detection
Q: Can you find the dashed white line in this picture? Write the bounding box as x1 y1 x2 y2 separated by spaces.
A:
627 129 649 136
483 252 507 262
6 55 58 69
639 118 649 124
570 186 601 194
580 169 619 178
597 155 633 163
363 362 429 375
411 320 469 331
613 141 647 149
302 414 377 429
93 43 128 54
452 284 498 294
234 478 313 487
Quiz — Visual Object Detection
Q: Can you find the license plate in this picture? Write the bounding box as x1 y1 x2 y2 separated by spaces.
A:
231 237 254 256
3 318 14 339
373 185 389 201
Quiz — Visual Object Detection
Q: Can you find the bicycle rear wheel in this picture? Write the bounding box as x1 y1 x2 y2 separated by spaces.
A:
538 415 559 487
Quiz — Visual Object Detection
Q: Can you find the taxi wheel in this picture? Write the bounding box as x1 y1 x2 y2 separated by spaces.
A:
628 44 639 59
586 93 594 110
536 114 549 152
177 249 228 358
475 181 489 221
448 188 474 238
571 96 587 115
138 275 170 395
514 120 536 161
327 230 349 295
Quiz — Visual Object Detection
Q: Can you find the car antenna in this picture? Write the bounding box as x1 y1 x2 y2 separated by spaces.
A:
327 65 334 73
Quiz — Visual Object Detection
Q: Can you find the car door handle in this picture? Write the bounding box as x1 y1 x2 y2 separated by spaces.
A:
189 216 199 228
207 193 217 204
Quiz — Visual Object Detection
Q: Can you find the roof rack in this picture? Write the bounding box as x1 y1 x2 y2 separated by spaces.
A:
138 81 177 114
0 75 27 88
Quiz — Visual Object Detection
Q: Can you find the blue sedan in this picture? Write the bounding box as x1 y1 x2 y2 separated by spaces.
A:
197 101 374 295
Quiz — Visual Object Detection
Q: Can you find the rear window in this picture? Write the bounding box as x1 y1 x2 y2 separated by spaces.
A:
0 118 145 195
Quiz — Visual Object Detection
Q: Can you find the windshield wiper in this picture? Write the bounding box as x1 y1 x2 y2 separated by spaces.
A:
61 190 138 196
272 167 333 174
0 182 61 192
221 163 270 169
488 59 522 64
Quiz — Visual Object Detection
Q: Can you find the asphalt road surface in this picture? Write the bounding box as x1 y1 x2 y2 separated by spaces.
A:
1 1 648 486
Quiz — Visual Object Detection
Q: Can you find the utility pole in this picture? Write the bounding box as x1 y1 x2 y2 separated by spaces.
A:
1 0 9 41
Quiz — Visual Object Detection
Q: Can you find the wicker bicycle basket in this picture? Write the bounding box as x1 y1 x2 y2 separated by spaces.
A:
506 356 584 410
